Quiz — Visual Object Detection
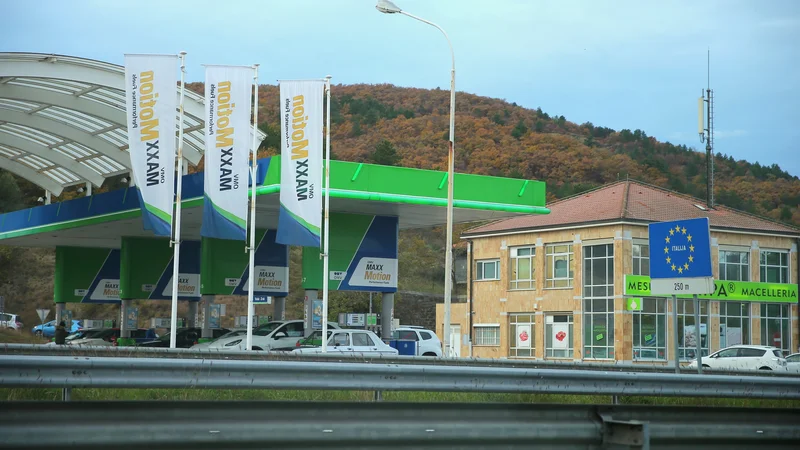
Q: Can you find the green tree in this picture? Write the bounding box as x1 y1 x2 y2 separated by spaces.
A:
511 119 528 140
780 206 792 222
0 170 23 213
258 122 281 151
371 140 400 166
491 112 505 125
534 120 545 133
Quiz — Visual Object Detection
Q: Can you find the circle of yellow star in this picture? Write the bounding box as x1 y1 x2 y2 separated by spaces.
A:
662 223 695 275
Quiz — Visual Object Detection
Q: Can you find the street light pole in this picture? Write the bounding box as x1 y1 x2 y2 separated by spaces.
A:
376 0 456 357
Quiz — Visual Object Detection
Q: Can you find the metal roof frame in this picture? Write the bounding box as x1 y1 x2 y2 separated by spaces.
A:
0 52 265 196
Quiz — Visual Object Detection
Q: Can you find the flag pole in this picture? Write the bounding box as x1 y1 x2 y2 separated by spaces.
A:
321 76 332 353
169 51 187 349
246 64 260 351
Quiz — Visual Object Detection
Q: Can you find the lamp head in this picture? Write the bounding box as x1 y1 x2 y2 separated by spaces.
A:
376 0 401 14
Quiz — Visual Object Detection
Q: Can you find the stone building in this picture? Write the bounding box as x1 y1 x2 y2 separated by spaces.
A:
437 181 799 363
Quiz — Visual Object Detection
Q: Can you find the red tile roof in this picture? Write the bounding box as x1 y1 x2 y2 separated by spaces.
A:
464 180 800 237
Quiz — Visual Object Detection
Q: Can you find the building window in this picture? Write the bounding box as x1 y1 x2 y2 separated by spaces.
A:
509 246 535 290
509 313 535 357
632 243 650 276
720 302 750 348
632 298 667 360
545 314 573 359
545 243 574 288
761 304 790 355
760 250 789 283
583 243 615 359
678 299 709 360
473 324 500 346
476 259 500 281
719 249 750 281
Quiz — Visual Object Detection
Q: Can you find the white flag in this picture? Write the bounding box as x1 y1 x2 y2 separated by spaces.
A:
276 80 325 247
124 54 178 237
201 65 254 241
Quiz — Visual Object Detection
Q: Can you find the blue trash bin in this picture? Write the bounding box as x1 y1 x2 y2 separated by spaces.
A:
394 339 416 356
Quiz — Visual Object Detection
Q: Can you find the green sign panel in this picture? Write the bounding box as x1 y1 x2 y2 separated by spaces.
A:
119 237 201 300
200 229 289 298
54 246 120 304
302 213 398 292
626 298 643 311
624 275 798 303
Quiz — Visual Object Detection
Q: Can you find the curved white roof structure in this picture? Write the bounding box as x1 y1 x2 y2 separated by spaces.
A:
0 52 265 195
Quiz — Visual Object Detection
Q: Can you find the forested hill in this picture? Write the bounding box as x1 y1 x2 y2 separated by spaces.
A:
1 82 797 227
1 82 798 331
233 82 798 228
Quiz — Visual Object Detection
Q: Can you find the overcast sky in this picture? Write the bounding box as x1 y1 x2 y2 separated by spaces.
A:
3 0 798 176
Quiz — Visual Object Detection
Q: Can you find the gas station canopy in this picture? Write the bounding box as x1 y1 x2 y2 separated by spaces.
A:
0 157 549 248
0 52 264 195
0 52 549 249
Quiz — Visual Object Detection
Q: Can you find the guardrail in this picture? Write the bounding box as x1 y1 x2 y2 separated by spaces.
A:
2 354 800 399
2 400 800 449
3 343 796 377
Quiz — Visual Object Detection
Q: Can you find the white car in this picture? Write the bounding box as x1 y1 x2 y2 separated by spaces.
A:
190 328 247 350
786 353 800 374
205 320 340 352
67 328 118 347
688 345 788 372
293 329 398 357
0 312 23 331
392 326 443 357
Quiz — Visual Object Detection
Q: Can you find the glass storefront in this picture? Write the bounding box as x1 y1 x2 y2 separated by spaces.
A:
761 303 791 355
632 297 667 360
583 243 615 359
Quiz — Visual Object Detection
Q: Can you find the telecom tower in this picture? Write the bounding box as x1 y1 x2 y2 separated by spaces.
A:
698 50 714 208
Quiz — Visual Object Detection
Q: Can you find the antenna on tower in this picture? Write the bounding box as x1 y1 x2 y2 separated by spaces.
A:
698 48 714 208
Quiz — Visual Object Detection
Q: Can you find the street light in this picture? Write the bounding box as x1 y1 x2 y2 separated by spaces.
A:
376 0 457 358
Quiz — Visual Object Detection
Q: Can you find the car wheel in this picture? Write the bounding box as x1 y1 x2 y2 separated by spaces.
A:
422 352 437 357
759 367 772 371
702 364 710 368
34 330 42 336
252 346 263 351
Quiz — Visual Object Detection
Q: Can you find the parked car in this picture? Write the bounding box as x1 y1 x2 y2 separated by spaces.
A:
190 328 246 350
687 345 788 372
67 328 158 347
0 312 23 331
293 329 398 357
786 353 800 374
32 319 82 338
205 320 340 352
138 327 230 348
391 326 443 357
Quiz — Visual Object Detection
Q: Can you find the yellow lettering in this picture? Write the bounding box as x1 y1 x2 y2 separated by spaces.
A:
291 139 308 160
215 126 234 148
140 119 159 142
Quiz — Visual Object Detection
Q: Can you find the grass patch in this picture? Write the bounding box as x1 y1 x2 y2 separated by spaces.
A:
2 388 799 408
0 329 46 344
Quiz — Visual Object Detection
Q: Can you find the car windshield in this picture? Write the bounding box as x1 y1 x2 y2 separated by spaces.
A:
392 330 417 340
253 322 283 337
92 329 118 339
66 329 102 341
299 330 333 347
213 330 246 341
